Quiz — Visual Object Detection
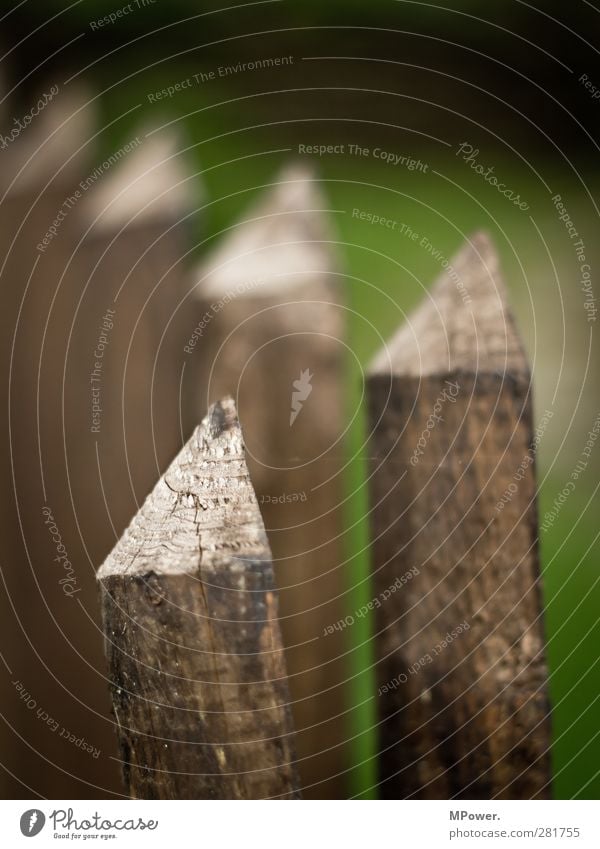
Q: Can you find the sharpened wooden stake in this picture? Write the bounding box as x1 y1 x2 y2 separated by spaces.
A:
98 398 300 799
71 126 199 544
0 88 114 800
189 165 348 797
367 232 551 799
1 126 199 798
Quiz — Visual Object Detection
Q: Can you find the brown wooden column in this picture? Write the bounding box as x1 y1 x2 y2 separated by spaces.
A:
367 232 551 799
188 165 349 796
98 398 300 799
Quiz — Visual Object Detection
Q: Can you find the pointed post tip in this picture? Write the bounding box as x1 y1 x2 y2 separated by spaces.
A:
83 125 197 232
368 232 528 378
191 160 336 299
97 395 267 581
205 396 238 439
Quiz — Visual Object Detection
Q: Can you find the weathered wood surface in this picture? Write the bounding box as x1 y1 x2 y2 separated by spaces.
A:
188 165 348 797
98 398 300 799
0 119 196 798
367 232 551 799
0 89 117 799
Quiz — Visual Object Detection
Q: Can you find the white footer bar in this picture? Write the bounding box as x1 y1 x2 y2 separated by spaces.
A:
2 800 598 848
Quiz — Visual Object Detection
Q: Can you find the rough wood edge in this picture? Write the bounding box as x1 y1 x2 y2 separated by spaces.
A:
98 397 268 579
368 231 529 378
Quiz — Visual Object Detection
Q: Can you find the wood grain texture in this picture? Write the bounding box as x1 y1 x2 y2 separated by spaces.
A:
367 232 551 799
188 165 348 797
98 398 300 799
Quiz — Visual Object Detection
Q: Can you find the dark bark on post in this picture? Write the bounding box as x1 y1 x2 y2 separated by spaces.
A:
187 166 348 797
367 232 551 799
98 398 300 800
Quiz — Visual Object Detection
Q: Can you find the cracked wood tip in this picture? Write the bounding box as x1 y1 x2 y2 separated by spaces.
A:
98 397 268 579
368 232 529 379
96 397 300 799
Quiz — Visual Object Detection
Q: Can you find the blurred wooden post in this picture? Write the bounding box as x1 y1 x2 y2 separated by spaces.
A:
187 165 348 797
366 232 551 799
98 398 300 799
0 87 103 799
1 116 198 797
72 126 199 549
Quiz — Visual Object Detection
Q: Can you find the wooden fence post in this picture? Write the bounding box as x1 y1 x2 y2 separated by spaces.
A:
71 127 199 554
366 232 551 799
97 398 300 799
0 88 102 799
188 165 348 797
1 120 197 797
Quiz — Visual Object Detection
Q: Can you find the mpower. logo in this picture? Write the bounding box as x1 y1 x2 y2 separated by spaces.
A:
20 810 45 837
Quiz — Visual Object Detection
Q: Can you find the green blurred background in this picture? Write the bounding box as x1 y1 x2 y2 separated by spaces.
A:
2 0 598 798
